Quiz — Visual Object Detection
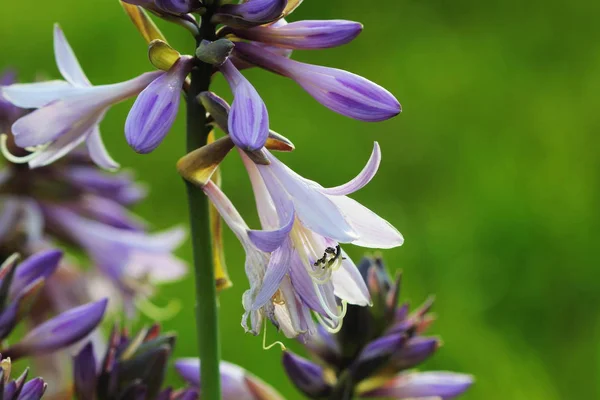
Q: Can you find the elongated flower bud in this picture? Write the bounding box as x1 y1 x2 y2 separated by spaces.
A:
234 42 400 122
126 56 193 153
154 0 201 14
231 20 363 49
215 0 287 27
282 352 331 398
219 60 269 151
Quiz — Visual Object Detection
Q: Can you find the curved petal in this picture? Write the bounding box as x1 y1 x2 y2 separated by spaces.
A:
331 252 371 306
1 80 79 108
247 207 294 252
263 153 358 242
239 150 278 230
361 371 473 399
54 24 91 87
289 253 328 315
251 237 292 309
328 195 403 249
320 142 381 196
86 124 120 171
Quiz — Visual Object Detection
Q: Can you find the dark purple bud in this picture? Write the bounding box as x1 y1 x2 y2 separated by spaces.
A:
198 91 230 131
282 352 331 398
234 42 401 122
155 0 202 14
351 333 406 382
9 250 62 299
231 20 363 49
215 0 287 28
17 377 47 400
4 298 107 359
119 345 170 398
391 336 440 370
126 57 193 154
219 60 269 151
361 371 473 399
73 342 97 400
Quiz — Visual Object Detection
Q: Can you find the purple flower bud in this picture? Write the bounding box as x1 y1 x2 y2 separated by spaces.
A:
17 377 47 400
154 0 202 14
282 352 331 398
361 371 474 399
126 57 193 154
216 0 287 26
391 336 440 370
231 20 363 49
4 298 107 359
9 250 62 299
351 333 406 382
234 42 401 122
73 342 97 400
219 60 269 151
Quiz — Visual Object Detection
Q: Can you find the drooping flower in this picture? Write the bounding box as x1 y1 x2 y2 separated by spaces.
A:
175 358 284 400
0 355 47 399
282 256 474 399
0 25 162 169
0 252 107 360
73 324 198 400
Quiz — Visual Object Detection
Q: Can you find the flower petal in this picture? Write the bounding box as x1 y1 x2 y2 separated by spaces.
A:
251 237 292 309
53 24 91 87
328 195 403 249
247 207 294 252
331 252 370 306
86 125 120 171
240 150 279 230
361 371 474 399
320 142 381 196
1 80 79 108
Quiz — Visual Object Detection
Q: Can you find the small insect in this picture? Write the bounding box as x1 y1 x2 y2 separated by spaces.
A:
313 245 346 268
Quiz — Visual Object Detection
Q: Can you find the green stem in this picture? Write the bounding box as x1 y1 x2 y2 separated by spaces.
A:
185 11 220 400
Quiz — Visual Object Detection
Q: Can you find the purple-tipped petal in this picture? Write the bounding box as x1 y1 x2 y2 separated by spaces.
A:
232 20 363 49
220 60 269 151
73 342 97 400
126 58 192 154
5 298 107 358
54 24 91 87
9 250 62 298
234 42 400 122
18 378 47 400
320 142 381 196
217 0 286 24
361 371 474 399
251 238 292 309
282 352 330 398
247 204 294 252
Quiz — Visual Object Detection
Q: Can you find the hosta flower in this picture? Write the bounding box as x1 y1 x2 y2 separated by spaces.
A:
0 126 186 314
175 358 284 400
0 356 47 399
73 324 197 400
0 252 107 360
282 256 473 399
0 25 162 169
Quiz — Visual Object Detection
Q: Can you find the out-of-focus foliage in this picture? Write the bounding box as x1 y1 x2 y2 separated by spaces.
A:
1 1 598 399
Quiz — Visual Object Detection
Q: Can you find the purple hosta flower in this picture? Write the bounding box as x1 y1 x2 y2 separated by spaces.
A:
214 0 288 28
73 324 196 400
0 252 107 360
233 41 400 122
0 148 186 315
0 25 162 169
229 20 363 50
175 358 284 400
219 60 270 151
282 256 473 399
126 56 194 154
0 355 47 399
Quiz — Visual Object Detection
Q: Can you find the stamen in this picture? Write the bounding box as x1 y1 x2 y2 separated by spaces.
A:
0 134 50 164
262 320 286 351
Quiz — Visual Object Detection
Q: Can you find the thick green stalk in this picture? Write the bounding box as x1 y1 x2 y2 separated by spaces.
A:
185 12 220 400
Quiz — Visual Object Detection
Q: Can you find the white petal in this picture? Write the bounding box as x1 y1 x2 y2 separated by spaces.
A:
240 149 278 230
328 195 404 249
1 81 80 108
54 24 91 87
86 124 120 171
331 252 371 306
320 142 381 196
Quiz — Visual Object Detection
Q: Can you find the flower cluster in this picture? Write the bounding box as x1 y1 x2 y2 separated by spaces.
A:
282 256 473 399
0 355 46 400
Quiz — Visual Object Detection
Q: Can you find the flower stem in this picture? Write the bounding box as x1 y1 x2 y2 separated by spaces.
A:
185 12 220 400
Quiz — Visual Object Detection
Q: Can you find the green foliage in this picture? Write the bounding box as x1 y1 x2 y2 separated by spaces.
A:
1 1 598 398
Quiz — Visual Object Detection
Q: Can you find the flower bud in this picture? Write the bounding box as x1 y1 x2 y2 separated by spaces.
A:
282 352 331 398
154 0 202 14
214 0 287 28
360 372 474 399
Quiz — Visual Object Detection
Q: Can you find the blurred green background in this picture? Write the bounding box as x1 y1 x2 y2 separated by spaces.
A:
2 0 599 398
